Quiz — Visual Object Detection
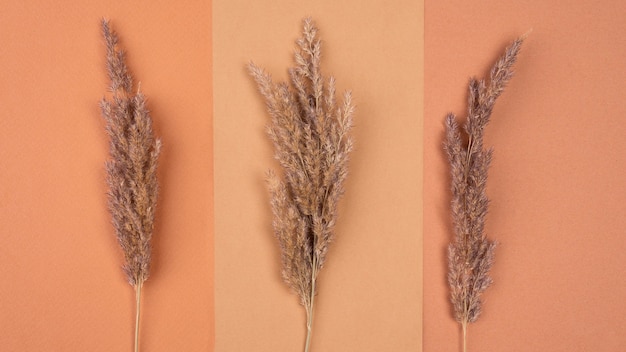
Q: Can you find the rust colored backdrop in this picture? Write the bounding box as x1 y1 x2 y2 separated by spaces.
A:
0 1 213 351
424 1 626 351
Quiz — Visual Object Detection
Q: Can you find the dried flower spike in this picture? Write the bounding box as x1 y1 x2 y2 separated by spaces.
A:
444 36 525 352
99 19 161 352
248 17 354 352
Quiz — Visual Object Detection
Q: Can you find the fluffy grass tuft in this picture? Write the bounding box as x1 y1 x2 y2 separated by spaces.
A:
99 19 161 352
444 35 525 352
249 17 354 352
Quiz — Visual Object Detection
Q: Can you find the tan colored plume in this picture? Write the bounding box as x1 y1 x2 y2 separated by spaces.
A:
99 19 161 352
444 36 525 352
248 17 354 352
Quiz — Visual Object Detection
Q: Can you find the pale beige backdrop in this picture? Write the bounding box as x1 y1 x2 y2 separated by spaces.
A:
214 1 423 351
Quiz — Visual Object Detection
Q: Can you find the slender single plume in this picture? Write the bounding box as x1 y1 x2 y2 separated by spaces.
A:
99 19 162 352
444 36 525 352
248 17 354 352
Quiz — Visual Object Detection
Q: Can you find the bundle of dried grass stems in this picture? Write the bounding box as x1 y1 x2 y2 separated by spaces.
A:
248 18 354 352
444 36 525 352
99 19 161 352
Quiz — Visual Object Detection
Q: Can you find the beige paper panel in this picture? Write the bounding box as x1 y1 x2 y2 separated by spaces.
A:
214 1 423 351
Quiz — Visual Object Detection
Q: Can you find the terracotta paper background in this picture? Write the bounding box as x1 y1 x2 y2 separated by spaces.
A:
0 1 213 351
213 0 423 351
424 1 626 351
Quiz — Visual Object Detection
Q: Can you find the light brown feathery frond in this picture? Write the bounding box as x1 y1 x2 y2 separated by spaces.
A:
99 19 161 352
100 19 161 288
249 17 354 352
444 36 524 337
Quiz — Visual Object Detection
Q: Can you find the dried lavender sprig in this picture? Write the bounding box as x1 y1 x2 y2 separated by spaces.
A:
444 36 524 352
99 19 161 352
248 17 354 352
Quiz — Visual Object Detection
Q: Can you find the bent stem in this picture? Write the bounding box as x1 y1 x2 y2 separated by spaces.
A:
135 281 143 352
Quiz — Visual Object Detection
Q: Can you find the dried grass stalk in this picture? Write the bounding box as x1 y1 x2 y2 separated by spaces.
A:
99 19 161 352
248 17 354 352
444 36 525 352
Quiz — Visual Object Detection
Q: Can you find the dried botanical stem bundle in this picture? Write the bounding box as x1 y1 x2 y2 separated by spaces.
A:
99 19 161 352
248 17 354 352
444 36 524 352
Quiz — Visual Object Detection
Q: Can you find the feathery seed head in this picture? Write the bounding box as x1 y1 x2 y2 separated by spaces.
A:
250 18 354 308
445 36 524 325
100 19 161 287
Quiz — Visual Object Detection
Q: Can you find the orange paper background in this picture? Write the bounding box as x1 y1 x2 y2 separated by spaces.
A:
0 1 213 351
424 1 626 351
213 1 423 351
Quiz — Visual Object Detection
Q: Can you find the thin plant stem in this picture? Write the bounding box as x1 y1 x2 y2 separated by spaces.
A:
135 281 142 352
304 288 313 352
462 320 467 352
305 258 317 352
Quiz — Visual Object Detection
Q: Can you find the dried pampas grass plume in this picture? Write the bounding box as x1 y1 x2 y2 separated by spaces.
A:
248 17 354 352
444 36 525 352
99 19 161 352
